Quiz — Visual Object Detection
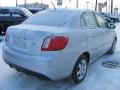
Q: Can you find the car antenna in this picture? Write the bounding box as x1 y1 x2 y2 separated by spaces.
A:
51 1 56 9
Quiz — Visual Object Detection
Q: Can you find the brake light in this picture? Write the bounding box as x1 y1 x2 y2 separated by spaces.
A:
41 36 69 51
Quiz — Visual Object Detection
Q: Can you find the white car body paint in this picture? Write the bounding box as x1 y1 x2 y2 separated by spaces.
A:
2 9 117 80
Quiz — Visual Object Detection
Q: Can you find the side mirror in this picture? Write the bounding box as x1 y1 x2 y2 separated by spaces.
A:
108 24 116 29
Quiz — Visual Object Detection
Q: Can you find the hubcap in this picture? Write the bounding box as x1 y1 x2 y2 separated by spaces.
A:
77 59 87 80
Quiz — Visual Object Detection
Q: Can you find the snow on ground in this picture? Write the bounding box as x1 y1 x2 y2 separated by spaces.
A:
1 23 120 90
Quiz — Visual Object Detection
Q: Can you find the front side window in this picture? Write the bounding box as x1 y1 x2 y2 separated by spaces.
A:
83 12 97 27
95 14 108 28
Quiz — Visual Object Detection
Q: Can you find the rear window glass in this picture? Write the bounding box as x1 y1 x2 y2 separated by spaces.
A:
23 10 75 27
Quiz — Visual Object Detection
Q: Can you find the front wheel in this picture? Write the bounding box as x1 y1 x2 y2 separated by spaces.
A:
108 39 117 54
72 55 88 83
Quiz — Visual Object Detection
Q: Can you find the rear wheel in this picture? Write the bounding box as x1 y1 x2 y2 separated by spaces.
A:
108 39 117 54
72 55 88 83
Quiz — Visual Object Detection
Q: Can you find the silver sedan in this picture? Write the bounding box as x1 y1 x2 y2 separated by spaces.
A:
2 9 117 83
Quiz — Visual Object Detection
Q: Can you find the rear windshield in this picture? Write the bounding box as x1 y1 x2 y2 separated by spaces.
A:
23 10 75 27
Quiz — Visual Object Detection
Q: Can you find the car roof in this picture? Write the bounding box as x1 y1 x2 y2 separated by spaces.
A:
45 8 94 13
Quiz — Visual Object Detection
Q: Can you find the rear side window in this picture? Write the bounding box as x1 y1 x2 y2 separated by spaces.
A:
95 14 108 28
83 12 97 27
0 9 10 17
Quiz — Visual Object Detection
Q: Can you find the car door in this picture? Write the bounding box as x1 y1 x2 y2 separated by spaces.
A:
94 13 115 53
82 12 105 60
10 9 27 25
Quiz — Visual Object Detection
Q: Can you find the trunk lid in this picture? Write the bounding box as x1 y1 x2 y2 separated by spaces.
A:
7 24 64 55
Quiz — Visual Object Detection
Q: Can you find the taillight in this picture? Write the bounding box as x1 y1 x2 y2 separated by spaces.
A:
41 36 69 51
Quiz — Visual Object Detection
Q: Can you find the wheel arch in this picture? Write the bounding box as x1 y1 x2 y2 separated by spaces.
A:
81 52 90 63
72 51 90 83
74 51 90 67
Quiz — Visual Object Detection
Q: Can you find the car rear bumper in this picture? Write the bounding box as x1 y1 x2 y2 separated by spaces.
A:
4 59 51 80
2 46 77 80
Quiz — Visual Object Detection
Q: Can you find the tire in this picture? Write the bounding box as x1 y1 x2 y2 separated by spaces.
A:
72 55 88 83
108 38 117 54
